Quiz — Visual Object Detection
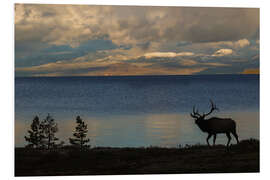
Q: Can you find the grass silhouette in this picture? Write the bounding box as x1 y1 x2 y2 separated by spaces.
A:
15 139 259 176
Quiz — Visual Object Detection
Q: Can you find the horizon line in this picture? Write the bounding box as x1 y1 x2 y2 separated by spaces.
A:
15 73 260 78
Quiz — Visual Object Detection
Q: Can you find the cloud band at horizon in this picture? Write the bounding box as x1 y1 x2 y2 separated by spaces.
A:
15 4 259 77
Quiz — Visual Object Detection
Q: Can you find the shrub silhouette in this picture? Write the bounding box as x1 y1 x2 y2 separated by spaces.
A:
24 116 44 148
69 116 90 149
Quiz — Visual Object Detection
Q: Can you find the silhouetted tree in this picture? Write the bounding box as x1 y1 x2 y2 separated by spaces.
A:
24 116 44 148
69 116 90 149
40 114 59 149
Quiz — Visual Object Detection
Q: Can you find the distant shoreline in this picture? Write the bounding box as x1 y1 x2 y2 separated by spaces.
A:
15 73 259 79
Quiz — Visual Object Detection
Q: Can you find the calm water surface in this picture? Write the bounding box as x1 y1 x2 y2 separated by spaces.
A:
15 75 259 147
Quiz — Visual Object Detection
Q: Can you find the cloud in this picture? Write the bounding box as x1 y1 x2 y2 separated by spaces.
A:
144 52 194 59
252 54 259 60
15 4 260 76
225 39 251 48
234 39 250 48
189 38 250 50
212 49 234 57
15 5 259 48
179 59 198 66
16 38 118 67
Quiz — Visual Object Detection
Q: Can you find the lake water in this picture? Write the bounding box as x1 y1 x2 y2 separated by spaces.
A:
15 75 259 147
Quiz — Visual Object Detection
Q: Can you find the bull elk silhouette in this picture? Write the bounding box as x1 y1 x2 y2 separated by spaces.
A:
190 100 239 147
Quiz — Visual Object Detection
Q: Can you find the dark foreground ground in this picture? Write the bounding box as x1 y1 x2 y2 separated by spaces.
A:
15 139 259 176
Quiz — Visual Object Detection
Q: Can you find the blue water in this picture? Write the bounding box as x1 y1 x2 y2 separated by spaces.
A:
15 75 259 147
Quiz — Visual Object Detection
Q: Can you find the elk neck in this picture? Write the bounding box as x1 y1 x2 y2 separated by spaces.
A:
195 119 209 132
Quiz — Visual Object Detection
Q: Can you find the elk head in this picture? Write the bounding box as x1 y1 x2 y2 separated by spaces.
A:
190 100 219 125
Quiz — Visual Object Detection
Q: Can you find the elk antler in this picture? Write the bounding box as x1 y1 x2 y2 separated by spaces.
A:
203 99 219 117
190 106 202 118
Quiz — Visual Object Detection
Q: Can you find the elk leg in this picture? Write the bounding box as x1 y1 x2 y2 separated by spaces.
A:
226 132 231 147
213 134 217 146
232 130 239 144
207 134 212 146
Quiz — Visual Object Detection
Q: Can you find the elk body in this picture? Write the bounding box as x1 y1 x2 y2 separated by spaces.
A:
190 100 239 147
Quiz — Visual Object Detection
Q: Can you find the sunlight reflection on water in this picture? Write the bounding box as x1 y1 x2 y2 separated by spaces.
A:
15 111 259 147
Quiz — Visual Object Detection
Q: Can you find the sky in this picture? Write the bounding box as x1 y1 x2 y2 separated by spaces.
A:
15 4 259 77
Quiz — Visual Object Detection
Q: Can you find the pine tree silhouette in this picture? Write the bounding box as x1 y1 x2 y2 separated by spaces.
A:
69 116 90 149
40 114 59 149
24 116 44 148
